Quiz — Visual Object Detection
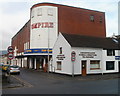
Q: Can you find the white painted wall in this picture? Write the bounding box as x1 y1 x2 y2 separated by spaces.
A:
30 6 58 49
53 33 72 75
102 50 119 73
53 33 120 75
72 47 103 75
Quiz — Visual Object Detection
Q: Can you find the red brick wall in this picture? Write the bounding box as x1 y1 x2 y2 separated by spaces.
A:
32 3 106 37
12 21 30 53
58 6 106 37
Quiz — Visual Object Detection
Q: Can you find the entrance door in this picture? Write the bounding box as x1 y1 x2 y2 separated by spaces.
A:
36 58 40 70
81 60 87 76
32 58 35 69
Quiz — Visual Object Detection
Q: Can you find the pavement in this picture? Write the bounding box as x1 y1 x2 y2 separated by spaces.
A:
2 74 23 89
35 69 120 81
2 68 120 89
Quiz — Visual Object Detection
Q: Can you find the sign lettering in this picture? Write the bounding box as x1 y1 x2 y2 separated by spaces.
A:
31 22 54 29
56 54 65 60
79 52 97 58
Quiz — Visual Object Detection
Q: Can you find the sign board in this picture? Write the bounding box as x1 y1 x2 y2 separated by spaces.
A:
115 56 120 60
24 48 52 54
7 46 14 60
56 54 65 60
8 53 14 60
79 52 97 58
31 22 54 29
71 51 76 61
7 46 14 53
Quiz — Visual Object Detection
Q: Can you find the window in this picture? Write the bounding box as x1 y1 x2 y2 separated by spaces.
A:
90 15 94 22
57 61 62 70
106 61 114 70
48 8 53 16
107 49 115 56
60 47 62 54
99 16 102 23
37 8 42 16
90 60 100 70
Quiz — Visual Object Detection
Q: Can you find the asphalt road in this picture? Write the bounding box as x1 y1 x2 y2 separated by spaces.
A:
2 68 120 94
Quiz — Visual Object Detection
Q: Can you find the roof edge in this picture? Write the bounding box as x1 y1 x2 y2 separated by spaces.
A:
31 2 105 13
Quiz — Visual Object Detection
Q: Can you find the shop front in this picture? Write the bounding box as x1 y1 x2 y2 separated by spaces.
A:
23 48 52 72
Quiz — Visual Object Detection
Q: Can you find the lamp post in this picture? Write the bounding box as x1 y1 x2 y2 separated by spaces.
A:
47 24 50 73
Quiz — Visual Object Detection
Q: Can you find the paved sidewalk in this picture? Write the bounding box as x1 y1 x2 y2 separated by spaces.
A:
2 75 23 89
30 68 120 81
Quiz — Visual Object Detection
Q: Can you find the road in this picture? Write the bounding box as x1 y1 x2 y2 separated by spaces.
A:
2 68 120 94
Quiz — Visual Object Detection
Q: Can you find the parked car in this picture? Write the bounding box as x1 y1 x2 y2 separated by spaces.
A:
7 65 20 75
2 64 10 72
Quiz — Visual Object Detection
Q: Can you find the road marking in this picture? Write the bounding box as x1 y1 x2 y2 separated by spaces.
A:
11 75 33 88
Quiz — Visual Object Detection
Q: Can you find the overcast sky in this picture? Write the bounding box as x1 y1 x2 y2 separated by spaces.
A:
0 0 119 50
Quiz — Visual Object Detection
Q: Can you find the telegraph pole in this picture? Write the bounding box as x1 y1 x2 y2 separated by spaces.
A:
47 25 50 73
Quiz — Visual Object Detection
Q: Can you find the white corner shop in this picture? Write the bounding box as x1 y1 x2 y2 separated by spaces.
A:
52 33 120 76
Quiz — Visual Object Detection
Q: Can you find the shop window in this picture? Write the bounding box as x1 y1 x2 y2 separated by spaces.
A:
37 8 42 16
57 61 62 70
106 61 114 70
107 49 115 56
90 60 100 70
90 15 94 22
48 8 53 16
60 47 62 54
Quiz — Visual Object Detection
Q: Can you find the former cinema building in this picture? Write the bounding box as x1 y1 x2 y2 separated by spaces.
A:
11 3 120 75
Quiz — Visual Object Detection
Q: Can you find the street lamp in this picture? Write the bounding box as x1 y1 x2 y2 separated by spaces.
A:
47 24 50 73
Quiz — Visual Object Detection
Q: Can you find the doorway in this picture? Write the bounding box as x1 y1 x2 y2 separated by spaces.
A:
36 58 40 70
81 60 87 76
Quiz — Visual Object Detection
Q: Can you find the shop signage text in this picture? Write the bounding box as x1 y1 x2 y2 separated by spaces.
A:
24 48 52 54
79 52 97 58
31 22 54 29
56 54 65 60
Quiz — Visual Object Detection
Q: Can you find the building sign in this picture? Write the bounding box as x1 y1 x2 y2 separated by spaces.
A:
115 56 120 60
56 54 65 60
24 48 52 54
79 52 97 58
31 22 54 29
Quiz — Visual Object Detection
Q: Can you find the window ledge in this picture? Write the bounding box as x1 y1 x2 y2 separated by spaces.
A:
90 68 100 70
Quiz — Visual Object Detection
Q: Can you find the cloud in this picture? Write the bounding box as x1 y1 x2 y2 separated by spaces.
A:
0 2 30 50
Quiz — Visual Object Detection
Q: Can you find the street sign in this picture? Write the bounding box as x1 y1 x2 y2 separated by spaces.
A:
8 46 14 53
71 51 76 77
71 51 76 61
115 56 120 60
8 53 14 60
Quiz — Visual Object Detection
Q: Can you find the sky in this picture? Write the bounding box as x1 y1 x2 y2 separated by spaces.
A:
0 0 120 50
